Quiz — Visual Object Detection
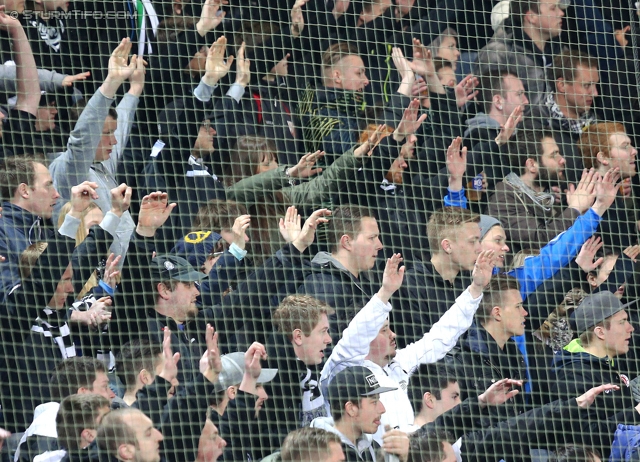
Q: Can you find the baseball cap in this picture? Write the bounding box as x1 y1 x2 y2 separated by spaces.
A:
570 291 638 334
327 366 397 405
218 352 278 389
150 254 207 283
172 230 223 268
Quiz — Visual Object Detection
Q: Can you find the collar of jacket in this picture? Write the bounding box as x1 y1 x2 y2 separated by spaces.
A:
461 322 520 359
557 339 616 367
146 309 184 333
312 417 376 456
314 86 366 116
413 259 471 289
510 26 561 66
545 92 596 134
266 331 315 378
0 202 46 239
311 252 372 284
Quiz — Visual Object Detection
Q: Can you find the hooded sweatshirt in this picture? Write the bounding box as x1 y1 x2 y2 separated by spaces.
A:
311 416 379 462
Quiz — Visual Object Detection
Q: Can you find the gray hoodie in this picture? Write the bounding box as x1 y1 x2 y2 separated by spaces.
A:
49 89 138 258
463 112 502 139
310 416 378 461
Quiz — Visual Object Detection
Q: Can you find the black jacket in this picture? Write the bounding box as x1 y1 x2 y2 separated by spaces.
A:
393 260 471 343
551 347 636 420
445 323 528 425
298 252 379 344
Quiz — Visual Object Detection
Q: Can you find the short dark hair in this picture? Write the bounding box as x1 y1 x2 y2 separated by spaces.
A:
426 207 481 254
549 445 602 462
476 275 521 324
328 390 365 422
96 408 140 457
0 155 38 200
272 295 334 341
407 429 452 462
509 0 541 26
57 394 110 450
510 129 557 169
116 339 162 391
50 357 106 401
280 428 342 462
326 205 375 252
552 50 598 83
478 70 519 114
192 199 248 233
407 363 458 412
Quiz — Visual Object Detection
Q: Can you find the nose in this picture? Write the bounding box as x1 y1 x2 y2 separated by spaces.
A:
378 401 386 414
630 323 635 333
522 308 529 318
324 333 332 345
376 238 383 250
156 429 164 442
559 8 565 17
502 243 510 253
194 286 200 296
522 95 529 106
221 438 227 448
53 188 61 199
110 134 117 146
592 86 598 97
364 75 370 87
109 388 116 399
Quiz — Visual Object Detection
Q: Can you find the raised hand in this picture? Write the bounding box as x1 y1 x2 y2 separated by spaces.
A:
107 38 137 84
128 54 147 97
291 0 309 37
231 214 251 249
495 105 523 146
102 253 122 289
201 324 223 383
110 183 132 217
158 327 181 386
0 6 22 32
394 98 428 142
288 151 324 178
455 74 479 108
136 192 177 237
566 168 598 213
70 181 99 216
203 36 234 87
279 206 302 243
377 253 405 304
447 136 467 191
240 342 268 394
271 53 290 78
292 208 332 252
62 71 91 87
355 124 387 157
234 42 251 87
576 383 620 408
411 38 436 78
196 0 228 36
478 378 523 408
72 296 112 329
470 250 496 298
623 244 640 263
592 167 622 217
575 236 604 273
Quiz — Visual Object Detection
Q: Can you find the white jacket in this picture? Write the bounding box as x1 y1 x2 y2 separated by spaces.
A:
320 288 483 444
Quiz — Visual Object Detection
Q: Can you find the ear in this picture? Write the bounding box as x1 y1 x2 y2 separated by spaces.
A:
492 94 504 111
333 69 342 86
340 233 352 251
292 328 304 347
491 305 502 321
17 182 30 200
345 400 358 418
173 0 182 14
587 273 598 288
139 369 153 386
556 78 566 93
118 443 135 461
525 158 538 174
440 238 453 255
593 325 606 341
596 151 609 167
227 385 237 401
77 387 91 395
524 9 538 26
157 282 171 300
423 392 435 410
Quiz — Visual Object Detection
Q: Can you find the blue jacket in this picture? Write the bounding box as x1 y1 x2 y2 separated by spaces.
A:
610 424 640 462
0 202 55 301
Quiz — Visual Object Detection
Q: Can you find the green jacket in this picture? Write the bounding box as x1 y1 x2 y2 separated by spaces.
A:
226 148 364 208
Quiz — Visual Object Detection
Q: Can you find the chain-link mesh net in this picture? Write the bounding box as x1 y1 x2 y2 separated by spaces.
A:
0 0 639 460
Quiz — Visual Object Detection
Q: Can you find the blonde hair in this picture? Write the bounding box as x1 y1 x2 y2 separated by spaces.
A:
57 202 102 247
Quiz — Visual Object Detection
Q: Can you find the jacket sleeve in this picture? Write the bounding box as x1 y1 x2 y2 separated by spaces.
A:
0 64 66 94
394 287 483 374
320 295 391 384
486 186 580 250
507 208 602 299
49 89 115 200
102 92 140 177
132 376 173 427
226 166 291 204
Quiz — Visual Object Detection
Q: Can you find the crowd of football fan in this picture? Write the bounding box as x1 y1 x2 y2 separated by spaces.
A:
0 0 639 459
